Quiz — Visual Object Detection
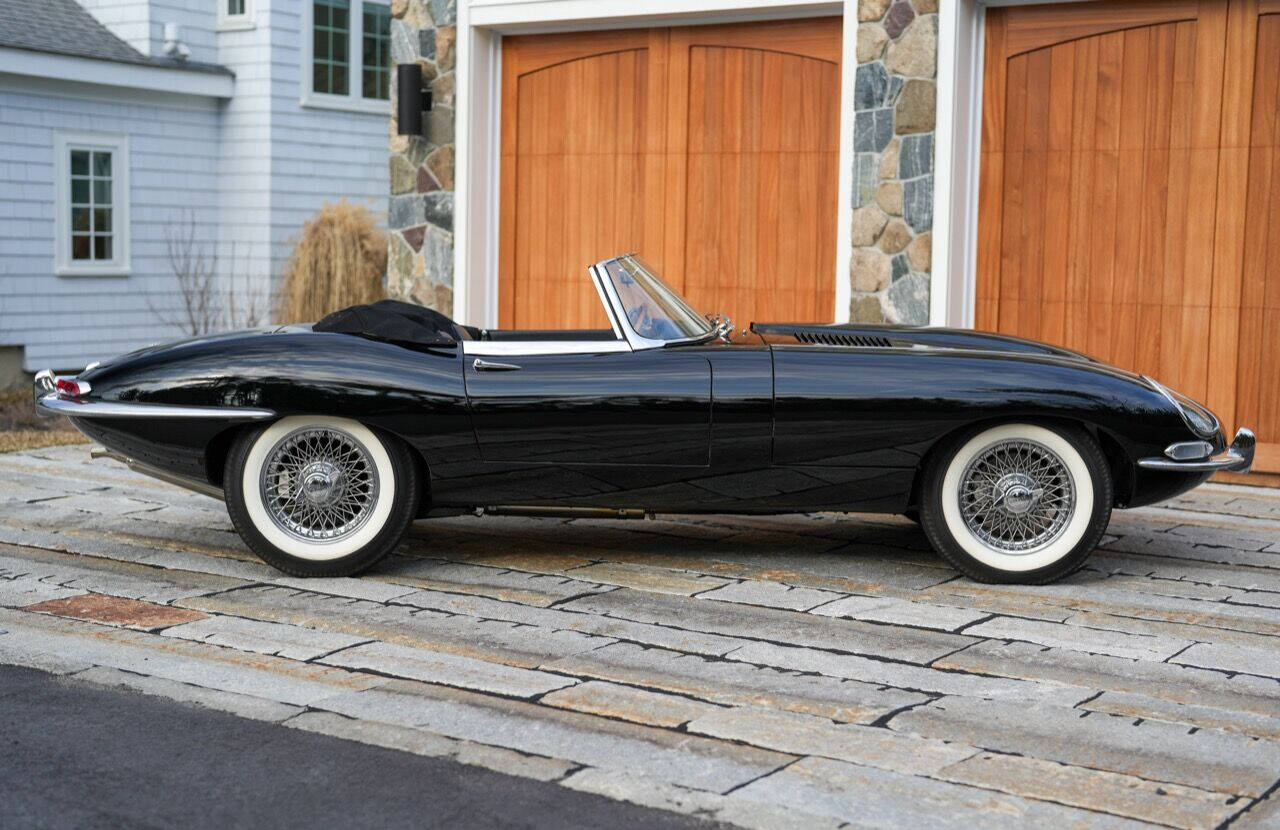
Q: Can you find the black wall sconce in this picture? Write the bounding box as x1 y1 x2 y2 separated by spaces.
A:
396 64 434 136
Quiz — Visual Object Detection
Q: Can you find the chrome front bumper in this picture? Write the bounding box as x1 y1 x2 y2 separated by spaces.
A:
1137 428 1255 474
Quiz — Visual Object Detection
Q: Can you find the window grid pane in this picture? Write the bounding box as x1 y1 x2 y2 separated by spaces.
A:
68 147 113 261
313 0 350 95
228 0 245 15
361 3 390 100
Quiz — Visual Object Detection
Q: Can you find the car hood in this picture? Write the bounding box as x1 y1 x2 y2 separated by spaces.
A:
749 322 1098 362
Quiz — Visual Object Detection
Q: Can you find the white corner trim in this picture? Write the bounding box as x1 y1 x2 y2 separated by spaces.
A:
0 48 233 98
929 0 984 327
52 131 132 278
832 0 857 323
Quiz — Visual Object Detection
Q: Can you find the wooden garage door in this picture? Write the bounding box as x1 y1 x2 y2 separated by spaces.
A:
499 18 842 331
978 0 1280 473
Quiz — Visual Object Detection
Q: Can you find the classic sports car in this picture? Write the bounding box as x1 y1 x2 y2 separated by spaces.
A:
35 254 1254 584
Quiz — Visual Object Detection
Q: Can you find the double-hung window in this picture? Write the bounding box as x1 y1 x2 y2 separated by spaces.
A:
304 0 391 111
54 133 130 277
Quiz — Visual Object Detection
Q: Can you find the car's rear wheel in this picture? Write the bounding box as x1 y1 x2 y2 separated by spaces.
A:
919 422 1111 584
225 416 418 577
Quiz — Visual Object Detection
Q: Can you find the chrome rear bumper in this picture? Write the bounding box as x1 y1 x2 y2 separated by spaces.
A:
34 368 275 421
1137 428 1255 473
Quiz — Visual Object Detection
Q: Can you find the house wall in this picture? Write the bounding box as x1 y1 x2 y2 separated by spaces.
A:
384 0 939 325
212 0 392 302
0 0 395 373
0 77 222 371
263 0 392 273
213 1 276 297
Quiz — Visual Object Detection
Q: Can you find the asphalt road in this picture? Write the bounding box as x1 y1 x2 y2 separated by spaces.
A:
0 665 720 830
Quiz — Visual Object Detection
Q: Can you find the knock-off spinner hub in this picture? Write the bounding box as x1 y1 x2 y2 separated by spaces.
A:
993 473 1038 515
299 461 345 506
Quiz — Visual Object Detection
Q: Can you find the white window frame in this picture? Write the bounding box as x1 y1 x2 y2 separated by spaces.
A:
218 0 255 31
53 132 130 278
300 0 392 114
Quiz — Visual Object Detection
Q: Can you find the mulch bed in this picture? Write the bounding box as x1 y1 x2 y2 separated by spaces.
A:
0 387 88 453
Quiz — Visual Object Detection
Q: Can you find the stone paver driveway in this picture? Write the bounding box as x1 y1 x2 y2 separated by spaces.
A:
2 445 1279 829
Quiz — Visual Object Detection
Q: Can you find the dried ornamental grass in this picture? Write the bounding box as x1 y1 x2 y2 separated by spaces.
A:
277 200 388 323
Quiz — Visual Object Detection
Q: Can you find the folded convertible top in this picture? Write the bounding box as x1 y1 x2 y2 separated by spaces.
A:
314 299 457 347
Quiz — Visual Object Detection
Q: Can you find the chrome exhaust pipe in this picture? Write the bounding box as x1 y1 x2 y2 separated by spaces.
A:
90 446 224 501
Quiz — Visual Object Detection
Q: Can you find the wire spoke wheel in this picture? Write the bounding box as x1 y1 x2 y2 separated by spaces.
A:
260 427 379 544
957 438 1075 555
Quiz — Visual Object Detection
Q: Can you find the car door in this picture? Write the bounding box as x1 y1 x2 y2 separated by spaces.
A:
463 346 712 468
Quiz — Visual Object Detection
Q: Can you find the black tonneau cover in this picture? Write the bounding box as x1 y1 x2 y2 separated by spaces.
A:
314 300 457 347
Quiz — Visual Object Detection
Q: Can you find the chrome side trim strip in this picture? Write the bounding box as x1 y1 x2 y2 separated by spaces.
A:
1138 428 1255 473
91 446 224 500
478 505 649 520
38 394 276 421
461 340 630 356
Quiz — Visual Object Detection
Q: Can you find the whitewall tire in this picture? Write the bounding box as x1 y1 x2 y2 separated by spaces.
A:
225 416 419 577
919 422 1112 584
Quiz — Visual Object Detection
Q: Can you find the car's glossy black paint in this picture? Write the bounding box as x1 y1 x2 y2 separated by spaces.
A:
72 321 1217 516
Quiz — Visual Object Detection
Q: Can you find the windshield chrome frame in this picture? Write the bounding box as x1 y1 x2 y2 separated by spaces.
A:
589 255 716 351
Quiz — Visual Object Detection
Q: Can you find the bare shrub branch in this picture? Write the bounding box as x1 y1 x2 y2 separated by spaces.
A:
152 213 272 335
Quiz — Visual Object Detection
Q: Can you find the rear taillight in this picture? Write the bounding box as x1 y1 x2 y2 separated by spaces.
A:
55 377 91 397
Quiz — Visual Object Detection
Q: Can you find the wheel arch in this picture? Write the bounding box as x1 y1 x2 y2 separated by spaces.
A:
203 417 433 515
905 415 1133 511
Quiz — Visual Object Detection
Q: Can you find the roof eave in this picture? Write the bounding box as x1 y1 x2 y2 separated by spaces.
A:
0 46 234 98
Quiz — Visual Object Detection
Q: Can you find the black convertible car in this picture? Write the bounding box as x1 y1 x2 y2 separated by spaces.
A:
35 254 1253 584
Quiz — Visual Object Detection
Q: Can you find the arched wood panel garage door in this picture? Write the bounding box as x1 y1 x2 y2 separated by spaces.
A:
499 19 842 332
978 0 1280 473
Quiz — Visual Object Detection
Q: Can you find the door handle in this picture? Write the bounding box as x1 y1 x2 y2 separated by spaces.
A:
472 358 522 372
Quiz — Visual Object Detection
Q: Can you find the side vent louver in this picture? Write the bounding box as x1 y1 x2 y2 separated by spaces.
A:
794 330 893 348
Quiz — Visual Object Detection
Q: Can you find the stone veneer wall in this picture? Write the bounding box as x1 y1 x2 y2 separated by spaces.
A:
386 0 456 312
850 0 937 324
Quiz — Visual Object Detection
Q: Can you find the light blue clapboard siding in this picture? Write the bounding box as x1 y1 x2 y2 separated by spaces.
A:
0 80 222 370
262 0 388 265
1 0 391 372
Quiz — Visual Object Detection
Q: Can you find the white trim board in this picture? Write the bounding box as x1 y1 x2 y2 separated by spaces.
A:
929 0 985 327
0 48 233 98
454 0 855 328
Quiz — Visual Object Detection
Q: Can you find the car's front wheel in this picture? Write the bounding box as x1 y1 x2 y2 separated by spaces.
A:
919 422 1112 584
225 416 418 577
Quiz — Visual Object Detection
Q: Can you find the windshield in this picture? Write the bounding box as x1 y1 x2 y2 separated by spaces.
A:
602 256 713 342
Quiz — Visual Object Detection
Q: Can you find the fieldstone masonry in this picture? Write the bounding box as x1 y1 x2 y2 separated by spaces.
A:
387 0 456 313
851 0 936 324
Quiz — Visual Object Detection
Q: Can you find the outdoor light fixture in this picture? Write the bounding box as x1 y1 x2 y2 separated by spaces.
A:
396 64 433 136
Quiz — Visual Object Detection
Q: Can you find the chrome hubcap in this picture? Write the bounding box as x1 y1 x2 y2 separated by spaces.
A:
261 427 378 543
959 439 1075 554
